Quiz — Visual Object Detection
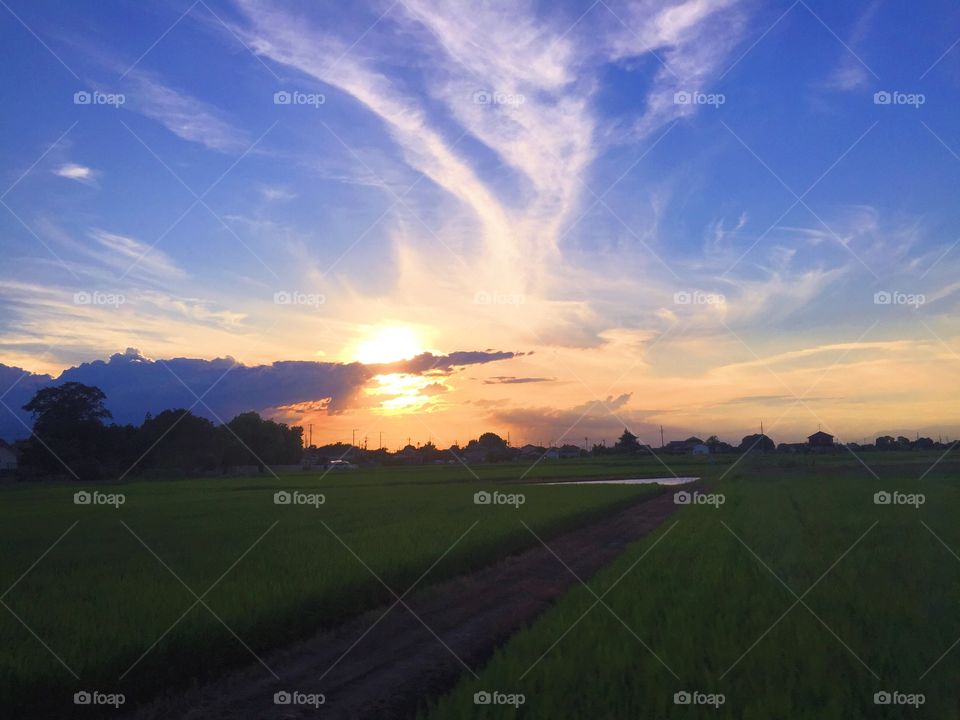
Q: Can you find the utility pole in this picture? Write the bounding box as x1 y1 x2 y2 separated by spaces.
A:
660 425 664 448
364 435 368 450
379 431 383 450
352 429 358 447
584 436 588 451
309 423 313 448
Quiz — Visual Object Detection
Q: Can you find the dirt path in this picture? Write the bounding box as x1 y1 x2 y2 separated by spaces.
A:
129 483 694 720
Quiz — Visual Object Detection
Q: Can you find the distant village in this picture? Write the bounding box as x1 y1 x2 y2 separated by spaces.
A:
298 428 955 469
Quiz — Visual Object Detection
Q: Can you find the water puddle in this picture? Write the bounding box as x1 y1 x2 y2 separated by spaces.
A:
540 477 699 486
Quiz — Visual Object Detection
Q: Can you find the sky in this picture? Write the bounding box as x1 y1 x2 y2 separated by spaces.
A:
1 0 959 448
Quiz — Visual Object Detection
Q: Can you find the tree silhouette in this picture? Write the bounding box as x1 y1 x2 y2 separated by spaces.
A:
614 429 641 453
22 382 112 480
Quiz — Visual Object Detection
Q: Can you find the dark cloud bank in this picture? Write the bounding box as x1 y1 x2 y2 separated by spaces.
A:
0 348 518 441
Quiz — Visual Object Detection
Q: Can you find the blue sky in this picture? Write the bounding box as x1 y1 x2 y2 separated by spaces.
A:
1 0 959 446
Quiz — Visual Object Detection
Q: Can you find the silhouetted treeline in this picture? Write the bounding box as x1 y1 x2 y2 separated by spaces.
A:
16 382 303 481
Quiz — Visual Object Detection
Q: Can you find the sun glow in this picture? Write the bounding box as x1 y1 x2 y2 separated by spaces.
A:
366 373 444 414
354 326 424 365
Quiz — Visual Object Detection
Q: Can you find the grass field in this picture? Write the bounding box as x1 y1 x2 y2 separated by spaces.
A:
423 452 960 718
0 459 672 717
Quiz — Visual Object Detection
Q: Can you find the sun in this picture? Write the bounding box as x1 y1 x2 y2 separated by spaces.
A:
354 326 424 365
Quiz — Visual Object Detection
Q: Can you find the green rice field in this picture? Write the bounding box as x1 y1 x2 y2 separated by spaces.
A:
0 460 669 717
423 452 960 718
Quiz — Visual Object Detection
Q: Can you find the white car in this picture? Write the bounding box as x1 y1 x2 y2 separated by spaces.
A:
328 459 358 470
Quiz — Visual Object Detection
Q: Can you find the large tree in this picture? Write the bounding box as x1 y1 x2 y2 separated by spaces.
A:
738 433 775 453
137 409 223 473
477 432 507 450
223 412 304 471
614 429 641 453
22 382 112 480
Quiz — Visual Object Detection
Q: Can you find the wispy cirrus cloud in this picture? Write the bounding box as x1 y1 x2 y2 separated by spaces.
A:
227 0 750 349
608 0 747 139
818 2 880 93
86 228 187 282
125 70 250 153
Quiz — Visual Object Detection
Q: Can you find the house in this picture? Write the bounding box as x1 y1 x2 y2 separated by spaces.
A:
543 447 560 460
559 444 583 459
807 431 835 450
517 444 543 461
462 448 488 464
663 437 706 455
0 440 17 472
397 444 423 464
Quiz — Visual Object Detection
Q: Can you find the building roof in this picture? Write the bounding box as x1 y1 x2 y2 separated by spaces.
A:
808 431 834 441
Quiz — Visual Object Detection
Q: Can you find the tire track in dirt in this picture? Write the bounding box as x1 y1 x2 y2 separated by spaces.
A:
129 481 696 720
